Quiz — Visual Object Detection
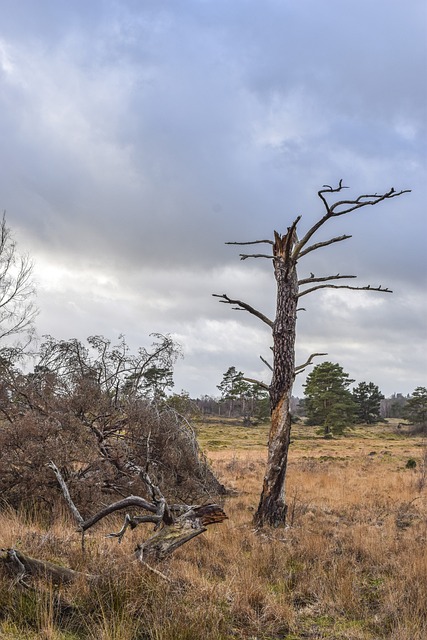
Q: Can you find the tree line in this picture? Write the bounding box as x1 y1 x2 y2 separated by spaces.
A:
210 362 426 436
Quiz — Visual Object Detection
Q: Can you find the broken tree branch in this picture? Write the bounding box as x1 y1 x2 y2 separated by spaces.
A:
79 497 161 532
47 461 84 528
106 513 161 543
49 461 227 562
125 459 174 526
137 504 228 562
1 548 96 585
212 294 273 328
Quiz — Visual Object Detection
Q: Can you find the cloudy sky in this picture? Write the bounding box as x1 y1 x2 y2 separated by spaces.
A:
1 0 426 398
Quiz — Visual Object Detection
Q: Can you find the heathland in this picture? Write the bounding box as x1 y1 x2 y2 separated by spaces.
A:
1 419 426 639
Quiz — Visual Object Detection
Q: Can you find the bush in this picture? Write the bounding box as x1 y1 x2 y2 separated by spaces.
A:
0 336 225 517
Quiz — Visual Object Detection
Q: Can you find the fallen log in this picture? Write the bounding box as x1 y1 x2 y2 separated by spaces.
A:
0 548 95 585
138 504 228 561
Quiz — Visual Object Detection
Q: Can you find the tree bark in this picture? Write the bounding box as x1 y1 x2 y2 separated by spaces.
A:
137 504 226 561
0 548 96 585
254 229 298 527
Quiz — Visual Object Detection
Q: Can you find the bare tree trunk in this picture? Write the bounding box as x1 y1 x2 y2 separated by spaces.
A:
254 230 298 527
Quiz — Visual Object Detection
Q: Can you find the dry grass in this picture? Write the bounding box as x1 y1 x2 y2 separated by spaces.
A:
0 422 426 639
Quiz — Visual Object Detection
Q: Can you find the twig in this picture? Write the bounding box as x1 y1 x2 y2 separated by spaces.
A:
140 560 172 582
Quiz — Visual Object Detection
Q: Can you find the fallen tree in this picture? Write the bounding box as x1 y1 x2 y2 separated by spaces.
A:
1 461 227 587
0 548 93 586
49 459 227 563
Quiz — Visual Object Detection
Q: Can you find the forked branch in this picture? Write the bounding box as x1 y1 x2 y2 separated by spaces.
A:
293 181 410 260
295 352 328 374
212 294 273 328
49 461 227 563
106 513 161 543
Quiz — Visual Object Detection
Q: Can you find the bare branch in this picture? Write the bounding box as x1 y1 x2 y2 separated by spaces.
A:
297 234 352 259
242 376 269 391
298 274 356 286
260 355 273 372
295 352 328 374
293 182 410 260
80 496 158 532
212 293 273 328
48 461 84 528
124 460 173 526
239 253 274 261
298 284 392 298
225 239 274 246
330 188 411 216
106 513 161 543
140 560 172 582
317 178 348 212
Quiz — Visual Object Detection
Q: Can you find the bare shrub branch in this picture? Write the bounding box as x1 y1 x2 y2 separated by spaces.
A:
0 213 38 343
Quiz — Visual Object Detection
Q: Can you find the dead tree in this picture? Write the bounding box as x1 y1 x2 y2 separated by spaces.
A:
48 460 226 567
214 181 410 527
1 460 227 587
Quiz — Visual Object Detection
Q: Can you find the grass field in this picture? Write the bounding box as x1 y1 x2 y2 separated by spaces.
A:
0 419 426 639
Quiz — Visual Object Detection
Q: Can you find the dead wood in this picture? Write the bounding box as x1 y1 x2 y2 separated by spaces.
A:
0 548 96 585
137 505 228 561
47 459 227 567
214 180 410 527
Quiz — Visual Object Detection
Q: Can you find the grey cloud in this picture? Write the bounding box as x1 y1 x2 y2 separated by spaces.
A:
0 0 425 397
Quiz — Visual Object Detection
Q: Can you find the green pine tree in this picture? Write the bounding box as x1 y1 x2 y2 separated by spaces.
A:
304 362 356 436
403 386 427 428
352 381 384 424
